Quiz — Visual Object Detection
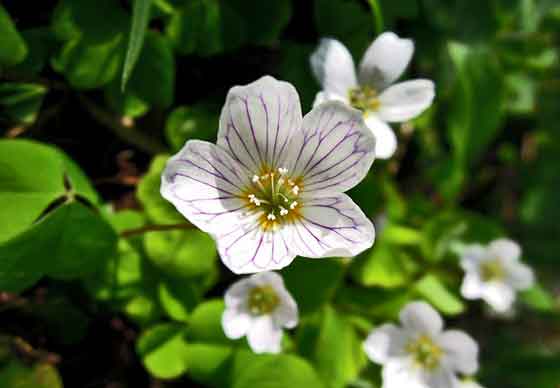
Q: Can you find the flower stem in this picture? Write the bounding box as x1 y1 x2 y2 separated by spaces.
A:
367 0 384 34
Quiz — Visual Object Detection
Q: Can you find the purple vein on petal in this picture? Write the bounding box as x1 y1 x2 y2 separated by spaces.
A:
228 103 259 168
242 96 264 166
178 157 243 192
171 172 238 196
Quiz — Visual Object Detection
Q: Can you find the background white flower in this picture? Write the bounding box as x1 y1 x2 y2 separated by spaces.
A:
310 32 435 159
161 76 376 274
221 271 298 354
364 301 479 388
460 238 535 313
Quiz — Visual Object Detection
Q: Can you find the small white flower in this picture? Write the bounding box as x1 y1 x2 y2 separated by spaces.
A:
364 301 479 388
221 271 298 354
161 76 376 274
460 238 535 313
310 32 435 159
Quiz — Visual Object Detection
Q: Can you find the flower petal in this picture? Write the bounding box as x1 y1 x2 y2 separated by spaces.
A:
290 194 375 258
217 75 303 170
460 273 484 300
481 282 515 313
222 307 251 339
284 101 375 194
312 91 348 108
247 316 283 354
438 330 479 375
217 226 296 274
459 244 487 272
358 32 414 90
273 289 299 329
224 277 252 309
507 262 534 290
399 301 443 335
363 324 407 364
161 140 249 234
488 238 521 261
364 115 397 159
310 38 358 97
426 368 460 388
382 359 425 388
377 79 435 122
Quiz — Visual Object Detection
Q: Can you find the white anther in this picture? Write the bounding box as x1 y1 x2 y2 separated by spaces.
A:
279 207 288 216
292 185 300 195
290 201 298 210
248 194 261 206
278 178 285 185
267 213 276 221
252 175 260 183
278 167 288 175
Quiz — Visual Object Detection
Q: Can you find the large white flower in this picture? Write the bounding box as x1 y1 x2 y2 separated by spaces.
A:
364 301 479 388
221 271 298 354
161 76 376 274
460 238 535 313
310 32 435 159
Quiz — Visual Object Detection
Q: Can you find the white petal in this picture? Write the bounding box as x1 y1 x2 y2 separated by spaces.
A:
284 101 375 194
459 244 487 272
364 115 397 159
382 359 425 388
312 91 349 108
358 32 414 90
161 140 249 234
224 277 252 309
272 289 299 329
217 226 296 274
363 324 407 364
427 368 460 388
399 301 443 335
481 282 516 313
460 273 484 300
488 238 521 261
222 307 252 339
377 80 435 122
247 316 283 354
217 75 303 170
438 330 479 375
507 262 534 290
310 38 358 97
290 194 375 258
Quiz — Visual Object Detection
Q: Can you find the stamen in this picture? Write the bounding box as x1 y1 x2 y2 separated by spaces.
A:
290 201 298 210
278 167 288 175
252 175 260 183
267 213 276 221
279 207 288 216
292 185 300 195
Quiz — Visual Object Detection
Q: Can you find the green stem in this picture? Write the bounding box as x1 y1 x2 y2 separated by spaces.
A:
367 0 384 34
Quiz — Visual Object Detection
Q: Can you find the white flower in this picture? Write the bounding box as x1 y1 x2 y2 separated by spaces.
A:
460 238 535 313
364 301 479 388
221 271 298 354
310 32 435 159
460 380 485 388
161 76 376 274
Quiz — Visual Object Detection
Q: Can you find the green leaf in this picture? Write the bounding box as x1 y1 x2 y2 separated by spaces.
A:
15 28 56 74
144 229 217 278
0 139 99 243
335 286 412 320
137 154 184 223
122 0 152 91
0 202 118 292
157 276 200 322
0 83 47 126
414 274 465 315
227 0 291 45
231 350 326 388
299 307 366 388
277 42 317 111
137 323 189 379
165 104 219 152
520 283 557 313
0 360 63 388
187 299 229 344
0 5 27 66
282 259 345 316
186 343 233 387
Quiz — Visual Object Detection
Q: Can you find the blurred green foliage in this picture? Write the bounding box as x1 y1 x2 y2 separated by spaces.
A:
0 0 559 387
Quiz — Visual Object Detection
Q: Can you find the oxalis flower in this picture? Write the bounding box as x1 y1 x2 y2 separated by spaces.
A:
364 301 479 388
310 32 435 159
460 238 534 313
161 76 376 274
222 271 298 354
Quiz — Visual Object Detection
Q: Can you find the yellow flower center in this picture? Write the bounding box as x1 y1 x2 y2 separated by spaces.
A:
349 85 380 113
406 335 443 370
247 285 280 315
480 258 505 281
243 166 302 231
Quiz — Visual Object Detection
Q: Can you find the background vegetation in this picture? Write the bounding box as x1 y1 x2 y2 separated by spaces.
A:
0 0 559 387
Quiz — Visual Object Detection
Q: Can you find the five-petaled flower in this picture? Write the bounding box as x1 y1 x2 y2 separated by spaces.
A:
161 76 376 274
310 32 435 159
221 271 298 354
364 301 479 388
460 238 534 313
